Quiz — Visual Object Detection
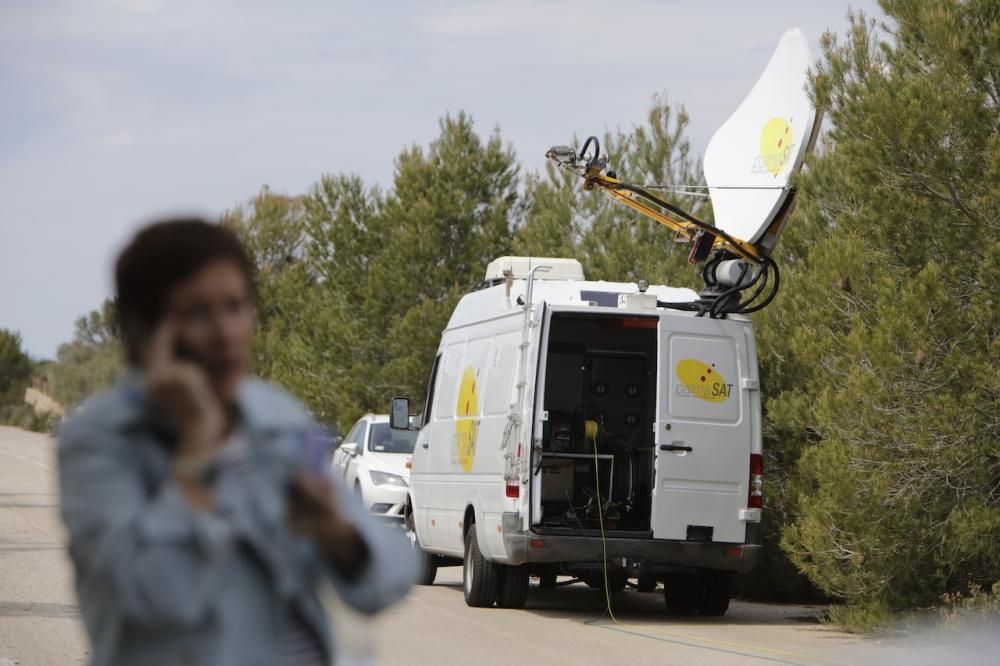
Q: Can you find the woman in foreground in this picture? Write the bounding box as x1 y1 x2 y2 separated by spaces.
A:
58 218 415 666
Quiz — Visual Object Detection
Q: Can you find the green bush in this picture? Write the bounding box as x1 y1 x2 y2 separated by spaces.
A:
826 600 895 634
940 583 1000 627
0 403 58 433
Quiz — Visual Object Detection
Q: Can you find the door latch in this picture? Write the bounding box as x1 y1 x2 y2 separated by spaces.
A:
659 443 693 452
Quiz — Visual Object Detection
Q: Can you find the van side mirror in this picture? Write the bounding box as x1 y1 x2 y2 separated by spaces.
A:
390 397 412 430
341 441 358 457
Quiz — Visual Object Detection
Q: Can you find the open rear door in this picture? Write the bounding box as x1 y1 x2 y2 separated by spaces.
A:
652 318 752 544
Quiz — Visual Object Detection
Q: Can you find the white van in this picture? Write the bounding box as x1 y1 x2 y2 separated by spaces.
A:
392 28 820 614
392 256 763 614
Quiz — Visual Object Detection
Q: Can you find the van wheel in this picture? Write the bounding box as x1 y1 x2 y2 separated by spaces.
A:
417 552 438 586
495 564 529 608
699 572 732 616
463 529 498 607
664 574 701 615
405 512 437 586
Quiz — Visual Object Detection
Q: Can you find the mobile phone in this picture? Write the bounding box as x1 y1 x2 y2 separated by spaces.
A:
297 427 333 477
173 337 205 366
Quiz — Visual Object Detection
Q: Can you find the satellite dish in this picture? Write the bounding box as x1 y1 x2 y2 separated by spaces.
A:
704 28 822 253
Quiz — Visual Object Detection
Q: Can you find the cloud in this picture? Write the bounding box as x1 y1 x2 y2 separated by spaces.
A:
97 0 166 13
419 1 611 36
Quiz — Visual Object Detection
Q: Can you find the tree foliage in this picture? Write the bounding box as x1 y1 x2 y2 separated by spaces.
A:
46 300 123 408
226 114 519 428
0 329 32 403
222 186 310 382
757 0 1000 614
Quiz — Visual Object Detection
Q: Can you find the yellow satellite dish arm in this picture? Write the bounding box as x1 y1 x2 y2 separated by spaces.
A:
583 171 763 263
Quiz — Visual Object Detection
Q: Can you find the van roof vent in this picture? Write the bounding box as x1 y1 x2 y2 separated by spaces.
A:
484 256 585 284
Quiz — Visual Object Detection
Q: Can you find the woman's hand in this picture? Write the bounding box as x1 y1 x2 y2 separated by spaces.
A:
144 321 227 509
145 321 227 455
288 474 369 578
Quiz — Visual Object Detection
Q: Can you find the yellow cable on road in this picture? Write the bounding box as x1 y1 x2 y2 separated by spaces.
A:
587 421 617 624
582 420 847 666
594 620 851 666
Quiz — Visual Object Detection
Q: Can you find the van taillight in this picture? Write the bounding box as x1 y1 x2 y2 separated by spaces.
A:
749 454 763 508
506 481 520 499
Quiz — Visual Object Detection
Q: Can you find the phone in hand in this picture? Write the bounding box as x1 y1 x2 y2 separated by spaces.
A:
297 426 333 477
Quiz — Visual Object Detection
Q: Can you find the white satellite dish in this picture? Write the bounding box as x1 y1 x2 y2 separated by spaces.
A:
704 28 821 251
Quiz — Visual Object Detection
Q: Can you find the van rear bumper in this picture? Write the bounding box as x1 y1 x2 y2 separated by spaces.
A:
502 529 761 573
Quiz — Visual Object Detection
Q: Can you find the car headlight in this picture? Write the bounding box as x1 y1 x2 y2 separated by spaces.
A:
369 470 408 487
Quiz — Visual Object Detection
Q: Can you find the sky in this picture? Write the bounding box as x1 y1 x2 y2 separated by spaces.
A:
0 0 883 359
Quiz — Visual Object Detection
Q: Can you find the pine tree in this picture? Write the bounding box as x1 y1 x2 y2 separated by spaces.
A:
755 1 1000 617
223 187 310 386
235 115 521 430
0 329 32 403
369 113 520 406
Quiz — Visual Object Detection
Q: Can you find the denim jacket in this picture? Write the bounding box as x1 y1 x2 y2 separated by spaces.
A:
58 374 416 666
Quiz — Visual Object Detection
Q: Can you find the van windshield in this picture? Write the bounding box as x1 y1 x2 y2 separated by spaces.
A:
368 423 417 454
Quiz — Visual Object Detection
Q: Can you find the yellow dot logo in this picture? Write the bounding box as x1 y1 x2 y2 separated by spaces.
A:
675 359 732 403
455 366 480 471
758 117 794 176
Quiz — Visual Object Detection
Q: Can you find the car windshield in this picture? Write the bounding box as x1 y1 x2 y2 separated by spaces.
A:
368 423 417 454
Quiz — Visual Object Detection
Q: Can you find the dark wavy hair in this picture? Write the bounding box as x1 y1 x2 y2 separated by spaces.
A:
114 218 255 364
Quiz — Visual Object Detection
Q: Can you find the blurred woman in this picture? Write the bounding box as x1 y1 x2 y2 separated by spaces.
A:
58 218 415 666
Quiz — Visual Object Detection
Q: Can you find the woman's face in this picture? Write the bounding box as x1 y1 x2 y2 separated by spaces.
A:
163 260 255 403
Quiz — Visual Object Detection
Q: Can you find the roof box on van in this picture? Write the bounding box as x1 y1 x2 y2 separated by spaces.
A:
484 256 585 284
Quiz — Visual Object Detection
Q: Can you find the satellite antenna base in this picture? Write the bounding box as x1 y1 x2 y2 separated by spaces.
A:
693 290 742 319
660 250 777 319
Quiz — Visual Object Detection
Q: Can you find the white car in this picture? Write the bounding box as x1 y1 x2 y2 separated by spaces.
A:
332 414 417 523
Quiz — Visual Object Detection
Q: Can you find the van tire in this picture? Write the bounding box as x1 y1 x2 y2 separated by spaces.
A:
417 553 438 586
664 574 701 615
699 572 731 616
405 509 437 585
495 564 529 608
463 529 498 607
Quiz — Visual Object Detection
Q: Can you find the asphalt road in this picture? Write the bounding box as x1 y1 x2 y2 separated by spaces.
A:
0 427 89 666
0 426 981 666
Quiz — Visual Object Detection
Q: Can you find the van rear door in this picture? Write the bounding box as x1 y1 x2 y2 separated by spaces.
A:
652 316 752 544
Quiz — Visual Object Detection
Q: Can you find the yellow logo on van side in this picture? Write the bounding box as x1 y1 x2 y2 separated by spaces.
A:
455 366 480 472
675 359 733 403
